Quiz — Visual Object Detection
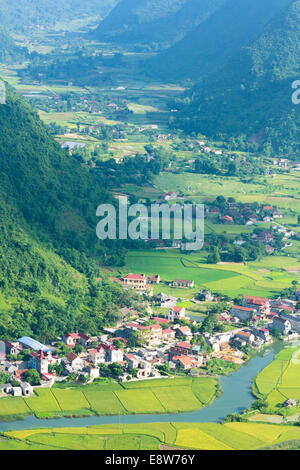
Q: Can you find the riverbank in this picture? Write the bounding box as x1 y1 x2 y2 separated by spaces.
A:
1 340 298 433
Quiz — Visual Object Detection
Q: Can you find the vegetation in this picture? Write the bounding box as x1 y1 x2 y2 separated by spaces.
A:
171 0 300 153
254 348 300 415
0 84 141 340
5 421 300 450
0 377 219 420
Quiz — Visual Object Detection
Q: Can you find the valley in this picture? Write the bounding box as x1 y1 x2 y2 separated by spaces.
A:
0 1 300 452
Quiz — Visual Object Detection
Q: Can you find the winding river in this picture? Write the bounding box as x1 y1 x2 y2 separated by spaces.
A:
0 339 297 432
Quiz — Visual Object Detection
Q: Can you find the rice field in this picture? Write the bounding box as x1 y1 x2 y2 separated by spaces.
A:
124 250 297 298
254 348 300 413
6 421 300 450
0 377 216 419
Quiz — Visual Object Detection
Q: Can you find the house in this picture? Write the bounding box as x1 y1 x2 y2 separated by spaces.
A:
230 306 256 322
88 346 106 365
242 296 271 314
171 279 194 288
172 355 203 370
102 344 124 363
148 275 160 285
201 291 215 302
12 387 22 397
41 373 56 387
85 366 100 379
151 317 171 325
125 354 152 378
168 306 186 322
161 328 176 341
78 332 92 348
30 350 49 374
203 332 232 352
20 382 33 397
138 324 162 342
176 326 193 340
63 333 80 347
157 293 177 308
3 340 20 356
62 352 85 373
284 399 297 407
170 341 191 357
220 215 234 223
235 331 255 344
272 317 292 335
265 245 275 254
160 192 178 201
252 328 271 343
123 274 148 290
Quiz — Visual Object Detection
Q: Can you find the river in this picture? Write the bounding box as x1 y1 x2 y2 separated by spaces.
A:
0 339 297 432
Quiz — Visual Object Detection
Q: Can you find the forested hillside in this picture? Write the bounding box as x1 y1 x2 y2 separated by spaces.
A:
147 0 293 79
171 0 300 155
93 0 189 48
0 0 118 31
0 84 135 341
0 25 23 62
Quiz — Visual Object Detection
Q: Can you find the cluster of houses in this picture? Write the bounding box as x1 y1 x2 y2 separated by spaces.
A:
2 284 300 398
230 293 300 341
207 202 283 226
122 273 194 292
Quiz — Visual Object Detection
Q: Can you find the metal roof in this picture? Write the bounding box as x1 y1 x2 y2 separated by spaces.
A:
18 336 50 352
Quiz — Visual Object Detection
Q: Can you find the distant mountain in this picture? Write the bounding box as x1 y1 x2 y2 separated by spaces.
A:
93 0 191 48
171 0 300 155
147 0 294 80
0 83 131 340
0 0 118 31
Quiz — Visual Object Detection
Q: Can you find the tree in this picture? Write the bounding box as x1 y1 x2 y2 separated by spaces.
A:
24 369 41 386
74 344 84 354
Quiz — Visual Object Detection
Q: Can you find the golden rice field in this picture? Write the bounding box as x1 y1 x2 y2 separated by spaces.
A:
4 422 300 450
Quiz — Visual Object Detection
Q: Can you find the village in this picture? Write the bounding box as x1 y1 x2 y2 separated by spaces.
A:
1 270 300 400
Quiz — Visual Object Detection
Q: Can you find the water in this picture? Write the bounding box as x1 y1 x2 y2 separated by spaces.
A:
0 340 295 432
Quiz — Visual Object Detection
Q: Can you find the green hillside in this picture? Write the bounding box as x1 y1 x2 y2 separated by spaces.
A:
93 0 188 47
171 0 300 154
0 83 134 341
147 0 293 79
0 0 117 31
0 25 21 62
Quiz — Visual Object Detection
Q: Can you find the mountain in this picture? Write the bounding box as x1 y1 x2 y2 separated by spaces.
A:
0 83 134 341
0 0 118 32
171 0 300 154
147 0 294 80
93 0 190 48
0 26 15 60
